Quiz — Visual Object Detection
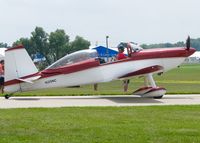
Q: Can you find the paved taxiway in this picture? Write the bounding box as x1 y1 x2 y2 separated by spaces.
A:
0 95 200 108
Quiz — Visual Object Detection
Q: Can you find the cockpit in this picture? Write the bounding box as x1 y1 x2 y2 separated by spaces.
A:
118 42 143 56
46 42 143 70
46 49 98 69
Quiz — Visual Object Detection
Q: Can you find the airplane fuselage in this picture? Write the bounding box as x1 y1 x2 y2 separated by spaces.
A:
4 47 195 93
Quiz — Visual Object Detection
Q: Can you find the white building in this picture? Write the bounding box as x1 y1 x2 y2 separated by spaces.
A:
0 48 7 61
184 51 200 63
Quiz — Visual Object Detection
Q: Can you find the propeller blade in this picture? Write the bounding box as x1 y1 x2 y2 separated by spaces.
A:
186 36 190 50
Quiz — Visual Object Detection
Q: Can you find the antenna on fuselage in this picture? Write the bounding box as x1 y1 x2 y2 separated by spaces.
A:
186 36 190 50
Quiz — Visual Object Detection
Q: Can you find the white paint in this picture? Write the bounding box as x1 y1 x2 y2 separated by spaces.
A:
5 48 39 92
5 48 38 81
146 74 156 88
142 89 166 97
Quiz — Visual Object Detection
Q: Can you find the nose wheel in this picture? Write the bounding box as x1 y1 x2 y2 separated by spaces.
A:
133 73 166 98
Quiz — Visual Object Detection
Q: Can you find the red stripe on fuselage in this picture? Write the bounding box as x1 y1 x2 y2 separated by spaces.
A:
4 58 100 86
130 47 195 60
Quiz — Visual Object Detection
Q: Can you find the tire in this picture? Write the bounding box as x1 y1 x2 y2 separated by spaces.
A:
153 95 163 99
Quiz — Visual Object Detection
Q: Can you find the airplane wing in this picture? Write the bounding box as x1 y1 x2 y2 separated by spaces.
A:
17 75 41 84
119 65 163 79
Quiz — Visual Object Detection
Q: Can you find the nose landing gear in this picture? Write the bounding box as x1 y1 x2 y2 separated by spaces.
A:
133 74 166 98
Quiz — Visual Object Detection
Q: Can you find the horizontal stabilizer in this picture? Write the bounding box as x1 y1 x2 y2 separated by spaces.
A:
17 75 41 84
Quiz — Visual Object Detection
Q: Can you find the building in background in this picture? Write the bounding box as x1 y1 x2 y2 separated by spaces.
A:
93 46 118 62
0 48 7 61
184 51 200 63
33 53 46 63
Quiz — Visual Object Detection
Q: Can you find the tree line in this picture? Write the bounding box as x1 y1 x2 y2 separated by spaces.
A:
141 38 200 50
0 43 8 48
8 27 90 68
1 28 200 67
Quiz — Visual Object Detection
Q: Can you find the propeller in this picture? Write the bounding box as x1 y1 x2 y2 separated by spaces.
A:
186 36 190 50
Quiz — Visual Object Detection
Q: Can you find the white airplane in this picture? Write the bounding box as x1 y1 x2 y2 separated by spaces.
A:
4 37 195 99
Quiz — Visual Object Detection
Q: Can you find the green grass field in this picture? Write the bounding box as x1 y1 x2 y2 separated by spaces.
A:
8 63 200 96
0 106 200 143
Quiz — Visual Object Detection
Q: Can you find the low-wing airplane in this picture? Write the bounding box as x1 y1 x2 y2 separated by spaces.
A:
4 37 195 99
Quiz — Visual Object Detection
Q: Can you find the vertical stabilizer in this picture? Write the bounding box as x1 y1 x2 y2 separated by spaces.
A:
5 45 38 92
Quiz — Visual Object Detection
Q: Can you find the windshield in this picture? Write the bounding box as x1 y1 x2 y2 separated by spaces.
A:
46 49 98 69
129 42 143 52
117 42 143 53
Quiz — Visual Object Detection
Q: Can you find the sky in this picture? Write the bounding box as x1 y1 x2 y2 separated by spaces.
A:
0 0 200 47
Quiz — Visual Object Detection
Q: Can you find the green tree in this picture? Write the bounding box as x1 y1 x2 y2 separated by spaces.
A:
191 38 200 51
141 38 200 51
174 41 184 47
30 27 51 64
70 36 90 53
13 27 91 68
13 38 35 59
49 29 70 61
0 42 8 48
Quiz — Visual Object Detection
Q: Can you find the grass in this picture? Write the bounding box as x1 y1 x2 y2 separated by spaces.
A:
0 106 200 143
2 63 200 96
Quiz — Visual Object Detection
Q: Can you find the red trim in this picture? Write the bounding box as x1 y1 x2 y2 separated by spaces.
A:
130 47 195 59
41 58 99 77
133 86 152 93
6 45 24 52
120 65 163 78
145 87 166 94
4 72 41 86
103 47 195 66
4 59 100 86
4 79 21 86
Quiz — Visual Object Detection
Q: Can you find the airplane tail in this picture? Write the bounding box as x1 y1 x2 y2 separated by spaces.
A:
4 45 38 92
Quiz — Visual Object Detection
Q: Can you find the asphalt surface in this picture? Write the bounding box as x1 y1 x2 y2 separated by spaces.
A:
0 95 200 108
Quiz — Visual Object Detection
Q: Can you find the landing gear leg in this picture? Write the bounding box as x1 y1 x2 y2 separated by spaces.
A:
146 74 165 98
146 73 156 88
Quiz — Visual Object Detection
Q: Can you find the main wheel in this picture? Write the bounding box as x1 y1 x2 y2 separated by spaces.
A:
153 95 163 99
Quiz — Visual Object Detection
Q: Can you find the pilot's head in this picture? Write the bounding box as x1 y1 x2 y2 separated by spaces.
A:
118 45 124 53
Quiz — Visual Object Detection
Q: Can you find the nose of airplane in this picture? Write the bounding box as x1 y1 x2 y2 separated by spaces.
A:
186 47 196 57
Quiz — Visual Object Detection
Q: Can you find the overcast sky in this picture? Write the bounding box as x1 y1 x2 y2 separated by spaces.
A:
0 0 199 47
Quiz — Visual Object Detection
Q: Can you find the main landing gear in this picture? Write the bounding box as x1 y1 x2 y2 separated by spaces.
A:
132 73 166 98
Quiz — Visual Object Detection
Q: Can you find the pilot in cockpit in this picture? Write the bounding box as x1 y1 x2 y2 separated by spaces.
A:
115 44 129 92
116 45 127 60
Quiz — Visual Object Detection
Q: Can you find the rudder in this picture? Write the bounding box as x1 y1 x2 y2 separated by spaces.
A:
4 45 38 92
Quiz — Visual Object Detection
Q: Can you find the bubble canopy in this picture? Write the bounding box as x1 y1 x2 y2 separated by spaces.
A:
46 49 98 69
